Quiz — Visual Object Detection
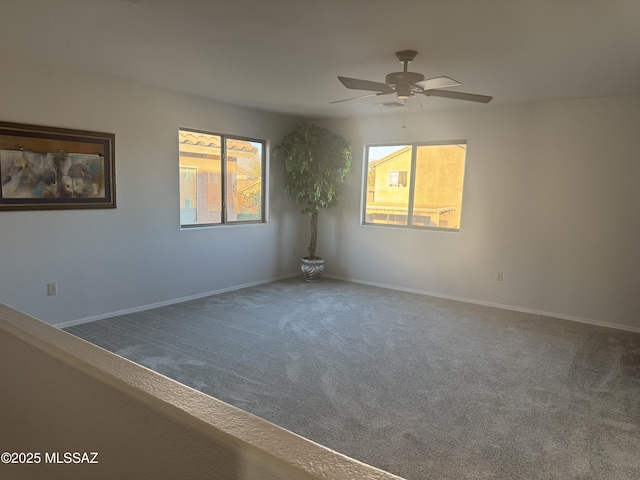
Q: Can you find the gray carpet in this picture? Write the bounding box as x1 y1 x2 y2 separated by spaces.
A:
65 278 640 480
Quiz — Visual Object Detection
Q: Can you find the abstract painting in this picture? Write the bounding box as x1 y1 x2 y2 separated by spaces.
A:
0 122 115 210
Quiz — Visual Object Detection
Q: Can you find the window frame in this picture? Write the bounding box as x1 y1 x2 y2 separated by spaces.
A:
362 140 467 232
179 127 267 228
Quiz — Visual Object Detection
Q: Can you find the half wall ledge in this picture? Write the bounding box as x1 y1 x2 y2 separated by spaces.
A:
0 302 404 480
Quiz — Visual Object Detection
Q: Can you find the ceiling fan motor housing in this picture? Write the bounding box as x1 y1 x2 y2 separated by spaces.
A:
385 71 425 86
386 71 425 97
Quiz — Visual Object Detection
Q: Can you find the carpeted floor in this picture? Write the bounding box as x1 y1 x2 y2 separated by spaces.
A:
65 278 640 480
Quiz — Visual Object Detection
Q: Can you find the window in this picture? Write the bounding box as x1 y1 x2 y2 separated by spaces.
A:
388 170 408 188
363 142 467 231
179 128 265 227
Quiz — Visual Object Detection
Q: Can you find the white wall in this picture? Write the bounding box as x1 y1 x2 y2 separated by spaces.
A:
0 53 302 325
319 96 640 331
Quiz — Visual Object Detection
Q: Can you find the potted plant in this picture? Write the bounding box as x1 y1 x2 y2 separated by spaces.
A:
274 123 352 282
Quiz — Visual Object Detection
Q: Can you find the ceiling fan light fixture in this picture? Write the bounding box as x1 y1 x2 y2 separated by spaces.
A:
395 84 412 99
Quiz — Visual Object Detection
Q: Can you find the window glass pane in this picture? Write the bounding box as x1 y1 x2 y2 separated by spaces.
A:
365 145 411 226
179 129 222 225
225 138 263 222
388 171 399 187
411 144 466 229
398 171 408 187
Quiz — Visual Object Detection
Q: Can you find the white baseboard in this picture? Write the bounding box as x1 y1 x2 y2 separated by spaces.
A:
58 272 640 334
324 274 640 334
56 273 299 329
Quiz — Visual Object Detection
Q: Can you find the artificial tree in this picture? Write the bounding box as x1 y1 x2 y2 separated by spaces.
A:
274 123 351 279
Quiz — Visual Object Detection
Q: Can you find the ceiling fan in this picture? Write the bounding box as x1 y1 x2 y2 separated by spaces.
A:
332 50 492 106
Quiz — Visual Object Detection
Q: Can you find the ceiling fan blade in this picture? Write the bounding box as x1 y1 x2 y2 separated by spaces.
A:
330 92 384 104
423 89 493 103
415 76 461 90
338 76 395 94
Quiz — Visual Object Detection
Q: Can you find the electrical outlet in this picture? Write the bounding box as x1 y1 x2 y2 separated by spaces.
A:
47 283 57 296
293 248 297 257
496 272 503 282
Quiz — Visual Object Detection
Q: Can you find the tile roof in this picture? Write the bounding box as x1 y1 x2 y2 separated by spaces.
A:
179 131 258 155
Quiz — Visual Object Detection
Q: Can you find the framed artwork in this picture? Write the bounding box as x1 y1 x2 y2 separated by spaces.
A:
0 121 115 210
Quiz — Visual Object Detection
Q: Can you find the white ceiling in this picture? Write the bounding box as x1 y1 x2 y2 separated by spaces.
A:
2 0 640 119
